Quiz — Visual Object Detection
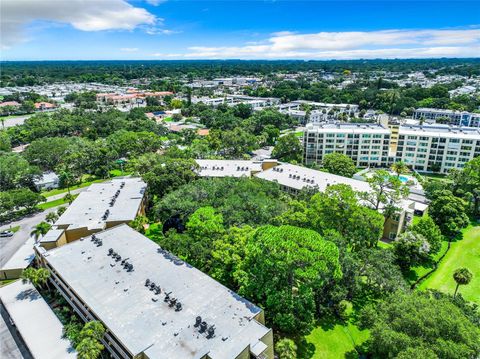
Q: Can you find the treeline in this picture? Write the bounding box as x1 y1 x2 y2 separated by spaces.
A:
2 58 480 86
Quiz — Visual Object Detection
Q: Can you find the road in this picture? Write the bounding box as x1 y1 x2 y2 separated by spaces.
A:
0 206 64 267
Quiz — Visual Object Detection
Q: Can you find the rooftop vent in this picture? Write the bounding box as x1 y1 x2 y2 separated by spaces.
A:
154 286 161 295
145 278 151 287
120 182 125 188
175 302 182 311
195 316 202 327
207 325 215 339
199 321 208 333
164 291 172 302
169 298 177 307
150 282 156 290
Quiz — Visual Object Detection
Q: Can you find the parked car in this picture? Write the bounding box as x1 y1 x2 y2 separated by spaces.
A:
0 230 14 237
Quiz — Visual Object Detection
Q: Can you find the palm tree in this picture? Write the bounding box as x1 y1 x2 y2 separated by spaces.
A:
45 212 59 224
57 206 67 216
30 221 52 243
21 268 51 289
63 193 75 204
391 161 409 178
453 267 472 298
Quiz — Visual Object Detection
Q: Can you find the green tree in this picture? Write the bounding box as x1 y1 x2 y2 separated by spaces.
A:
392 231 431 270
322 152 357 177
21 267 51 289
237 225 342 333
390 161 409 177
0 153 40 190
76 337 104 359
0 130 11 152
129 215 149 234
359 291 480 358
30 221 52 242
45 212 59 224
410 216 443 255
272 133 302 163
428 190 469 237
453 267 473 298
275 338 297 359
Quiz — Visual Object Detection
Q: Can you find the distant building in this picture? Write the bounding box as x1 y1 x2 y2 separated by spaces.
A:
44 178 146 247
0 101 21 107
413 108 480 128
0 281 76 359
34 172 60 191
34 102 56 111
195 159 275 178
36 224 274 359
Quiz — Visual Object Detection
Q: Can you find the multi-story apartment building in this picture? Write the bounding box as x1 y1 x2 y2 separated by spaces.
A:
36 224 274 359
413 108 480 128
303 123 392 167
395 125 480 173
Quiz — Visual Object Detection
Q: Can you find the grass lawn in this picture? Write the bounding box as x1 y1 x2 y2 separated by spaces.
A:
295 131 304 138
42 171 128 197
163 117 173 122
37 195 78 210
298 316 369 359
418 225 480 304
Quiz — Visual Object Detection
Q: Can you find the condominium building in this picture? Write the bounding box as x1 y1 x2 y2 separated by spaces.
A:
195 159 277 178
36 224 273 359
40 178 146 249
395 125 480 173
303 123 392 167
254 162 414 240
413 108 480 128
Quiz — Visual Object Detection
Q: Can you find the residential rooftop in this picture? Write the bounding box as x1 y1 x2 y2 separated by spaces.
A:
305 122 390 134
196 159 263 178
255 162 372 193
54 177 146 231
41 224 271 359
399 124 480 139
0 280 76 359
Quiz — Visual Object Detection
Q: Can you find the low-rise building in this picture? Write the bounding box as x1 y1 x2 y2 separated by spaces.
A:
0 280 76 359
34 171 60 191
413 108 480 128
36 224 274 359
196 159 274 178
47 178 147 247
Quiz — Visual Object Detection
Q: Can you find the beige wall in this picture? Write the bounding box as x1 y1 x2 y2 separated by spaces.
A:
0 268 23 280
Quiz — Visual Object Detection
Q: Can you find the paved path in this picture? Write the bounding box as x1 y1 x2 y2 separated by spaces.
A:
0 206 65 267
1 115 33 129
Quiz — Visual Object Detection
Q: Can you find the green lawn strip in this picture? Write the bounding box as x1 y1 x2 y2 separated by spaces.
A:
295 131 304 138
407 240 450 284
37 195 78 210
0 279 18 287
298 316 369 359
42 171 129 198
377 240 392 249
418 225 480 304
9 225 20 233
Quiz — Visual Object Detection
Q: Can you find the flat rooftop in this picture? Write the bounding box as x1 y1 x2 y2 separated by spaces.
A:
42 224 271 359
196 159 263 178
39 229 65 244
54 178 146 231
0 280 76 359
1 237 35 272
399 125 480 139
305 122 390 134
255 162 372 193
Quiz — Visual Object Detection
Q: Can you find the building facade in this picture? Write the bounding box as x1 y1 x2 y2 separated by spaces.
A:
304 123 392 168
395 125 480 173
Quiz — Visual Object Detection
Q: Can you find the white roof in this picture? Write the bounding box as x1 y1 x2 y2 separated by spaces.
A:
0 281 76 359
34 172 59 185
305 122 390 135
54 178 146 230
254 163 372 192
399 125 480 140
196 160 263 178
39 228 65 244
42 225 271 359
1 237 35 271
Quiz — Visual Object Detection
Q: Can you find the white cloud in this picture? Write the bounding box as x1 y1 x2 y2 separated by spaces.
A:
145 28 181 35
120 48 139 52
1 0 156 49
161 28 480 60
145 0 167 6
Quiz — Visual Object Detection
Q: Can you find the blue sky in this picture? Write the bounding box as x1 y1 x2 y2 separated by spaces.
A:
2 0 479 60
